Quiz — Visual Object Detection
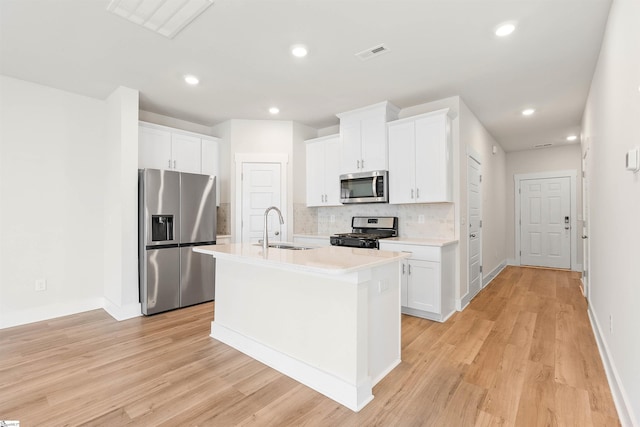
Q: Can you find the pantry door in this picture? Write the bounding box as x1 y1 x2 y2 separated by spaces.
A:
519 176 571 269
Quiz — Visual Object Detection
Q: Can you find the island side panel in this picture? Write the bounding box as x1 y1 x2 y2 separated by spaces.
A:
367 262 402 385
211 258 373 410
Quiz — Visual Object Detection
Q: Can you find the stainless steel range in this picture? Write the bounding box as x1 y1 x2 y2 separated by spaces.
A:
330 216 398 249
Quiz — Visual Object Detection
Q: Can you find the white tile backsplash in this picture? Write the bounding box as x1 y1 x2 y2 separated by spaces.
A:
294 203 454 239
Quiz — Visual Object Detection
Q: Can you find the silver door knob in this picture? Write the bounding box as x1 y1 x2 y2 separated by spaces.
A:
470 233 477 238
582 235 588 239
274 231 280 236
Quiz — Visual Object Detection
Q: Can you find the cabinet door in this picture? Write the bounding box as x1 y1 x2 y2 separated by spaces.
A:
323 136 342 205
415 114 449 202
171 133 201 174
388 121 416 204
407 259 440 313
340 121 362 174
139 126 172 170
360 116 387 171
306 140 325 207
201 138 220 206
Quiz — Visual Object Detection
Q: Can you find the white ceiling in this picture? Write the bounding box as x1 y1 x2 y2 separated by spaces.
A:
0 0 612 152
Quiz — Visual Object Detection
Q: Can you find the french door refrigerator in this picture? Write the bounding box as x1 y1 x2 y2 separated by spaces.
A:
139 169 217 315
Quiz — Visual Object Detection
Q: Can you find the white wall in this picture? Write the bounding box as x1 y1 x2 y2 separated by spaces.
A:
581 0 640 424
505 144 582 267
0 76 107 328
459 99 507 299
102 86 140 320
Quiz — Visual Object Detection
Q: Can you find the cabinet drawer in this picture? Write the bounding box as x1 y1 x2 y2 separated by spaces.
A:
379 242 441 262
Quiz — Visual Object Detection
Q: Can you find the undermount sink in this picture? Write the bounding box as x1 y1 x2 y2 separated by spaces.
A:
254 243 313 250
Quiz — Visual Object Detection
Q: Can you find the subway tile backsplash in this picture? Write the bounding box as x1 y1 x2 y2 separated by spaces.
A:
294 203 454 239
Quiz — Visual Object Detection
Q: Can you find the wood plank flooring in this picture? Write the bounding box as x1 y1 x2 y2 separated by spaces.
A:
0 266 620 426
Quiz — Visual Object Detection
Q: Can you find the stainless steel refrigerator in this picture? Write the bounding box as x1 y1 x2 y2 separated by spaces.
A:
138 169 217 315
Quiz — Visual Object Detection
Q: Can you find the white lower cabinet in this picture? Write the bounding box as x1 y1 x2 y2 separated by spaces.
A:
380 241 456 322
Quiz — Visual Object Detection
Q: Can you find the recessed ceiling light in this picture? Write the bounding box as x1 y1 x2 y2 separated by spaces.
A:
522 108 535 116
495 23 516 37
567 135 578 141
184 75 199 85
269 107 280 114
291 45 308 58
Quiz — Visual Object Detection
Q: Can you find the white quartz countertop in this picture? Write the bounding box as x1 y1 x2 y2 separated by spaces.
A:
380 237 459 247
193 243 409 275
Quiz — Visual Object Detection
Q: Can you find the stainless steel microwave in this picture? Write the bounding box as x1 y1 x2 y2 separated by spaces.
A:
340 170 389 204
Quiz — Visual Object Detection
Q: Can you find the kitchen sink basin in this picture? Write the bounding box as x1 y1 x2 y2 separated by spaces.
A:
254 243 313 250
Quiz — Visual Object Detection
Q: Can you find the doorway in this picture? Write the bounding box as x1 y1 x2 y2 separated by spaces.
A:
467 150 482 300
234 154 288 244
515 171 577 270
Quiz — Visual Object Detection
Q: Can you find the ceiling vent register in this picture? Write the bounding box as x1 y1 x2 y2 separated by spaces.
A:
107 0 214 39
355 44 390 61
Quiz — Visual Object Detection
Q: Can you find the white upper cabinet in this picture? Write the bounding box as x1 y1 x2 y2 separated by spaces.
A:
139 125 172 170
305 134 342 207
170 133 201 174
138 121 221 205
337 101 399 174
388 108 453 204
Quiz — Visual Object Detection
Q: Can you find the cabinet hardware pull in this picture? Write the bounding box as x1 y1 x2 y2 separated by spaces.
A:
402 264 406 274
361 159 364 169
168 159 171 168
408 264 412 275
470 233 477 238
357 160 360 169
411 189 414 199
173 160 176 169
416 188 420 198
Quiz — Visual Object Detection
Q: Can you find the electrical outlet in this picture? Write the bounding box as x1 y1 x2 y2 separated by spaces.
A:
418 214 425 224
35 279 47 291
378 279 389 293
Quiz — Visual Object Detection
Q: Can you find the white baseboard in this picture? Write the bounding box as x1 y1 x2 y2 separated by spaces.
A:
588 306 637 427
102 299 142 321
0 297 104 329
211 321 374 412
483 261 507 288
456 260 507 311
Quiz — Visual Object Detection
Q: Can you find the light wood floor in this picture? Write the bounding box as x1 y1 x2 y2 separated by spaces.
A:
0 266 619 426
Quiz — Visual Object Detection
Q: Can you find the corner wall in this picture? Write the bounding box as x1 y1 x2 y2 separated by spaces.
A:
581 0 640 423
459 99 507 305
0 76 107 328
505 144 583 267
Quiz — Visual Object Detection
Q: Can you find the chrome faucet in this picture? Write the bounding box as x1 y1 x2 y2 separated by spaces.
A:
263 206 284 250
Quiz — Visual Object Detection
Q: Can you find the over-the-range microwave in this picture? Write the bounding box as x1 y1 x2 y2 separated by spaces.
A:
340 170 388 204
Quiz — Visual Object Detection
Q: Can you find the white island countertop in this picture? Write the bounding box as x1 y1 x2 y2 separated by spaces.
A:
194 243 409 275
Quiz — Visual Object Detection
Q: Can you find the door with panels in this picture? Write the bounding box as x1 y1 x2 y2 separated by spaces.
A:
520 177 571 268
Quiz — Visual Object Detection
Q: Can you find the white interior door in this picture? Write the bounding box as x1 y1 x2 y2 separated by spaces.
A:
468 155 482 296
241 163 283 244
582 150 590 297
520 177 571 268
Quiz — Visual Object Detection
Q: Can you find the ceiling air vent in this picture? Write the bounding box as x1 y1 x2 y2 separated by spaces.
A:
534 143 554 149
107 0 214 39
355 44 390 61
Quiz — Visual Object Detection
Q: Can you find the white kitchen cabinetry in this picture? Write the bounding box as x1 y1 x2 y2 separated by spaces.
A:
337 101 399 174
305 134 342 207
379 240 457 322
138 121 221 206
388 108 453 204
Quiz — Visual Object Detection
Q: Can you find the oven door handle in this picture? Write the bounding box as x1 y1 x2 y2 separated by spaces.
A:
372 176 378 197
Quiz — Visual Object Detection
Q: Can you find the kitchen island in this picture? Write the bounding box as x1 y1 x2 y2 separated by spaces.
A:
194 243 409 411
